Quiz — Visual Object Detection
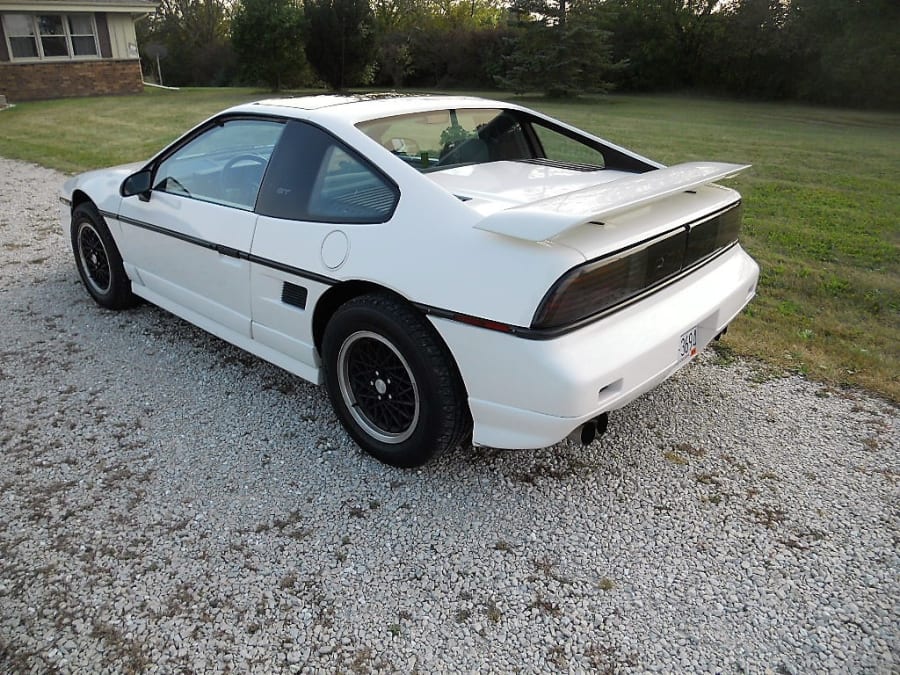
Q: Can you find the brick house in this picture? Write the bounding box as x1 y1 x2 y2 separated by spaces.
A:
0 0 158 102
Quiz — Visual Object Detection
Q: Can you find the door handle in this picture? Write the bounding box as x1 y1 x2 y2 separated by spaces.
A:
215 244 242 258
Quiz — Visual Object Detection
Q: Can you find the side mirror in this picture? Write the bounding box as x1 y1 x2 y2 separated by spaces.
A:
120 169 152 201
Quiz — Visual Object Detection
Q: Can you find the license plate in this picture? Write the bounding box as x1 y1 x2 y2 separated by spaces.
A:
678 326 698 361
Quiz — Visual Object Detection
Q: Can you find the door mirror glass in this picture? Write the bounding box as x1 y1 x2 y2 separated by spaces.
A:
121 169 152 198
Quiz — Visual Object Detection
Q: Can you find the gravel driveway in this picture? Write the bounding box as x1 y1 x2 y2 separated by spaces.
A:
0 156 897 673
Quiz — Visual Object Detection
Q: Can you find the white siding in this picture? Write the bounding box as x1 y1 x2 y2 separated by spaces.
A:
106 13 137 60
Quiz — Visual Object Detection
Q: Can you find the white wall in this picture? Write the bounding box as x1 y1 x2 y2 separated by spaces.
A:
106 12 138 60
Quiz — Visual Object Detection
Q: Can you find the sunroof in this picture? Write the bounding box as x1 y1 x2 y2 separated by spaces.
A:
253 96 360 110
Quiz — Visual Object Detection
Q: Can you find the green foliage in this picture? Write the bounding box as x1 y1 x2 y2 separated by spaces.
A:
787 0 900 109
406 26 511 88
439 121 473 146
137 0 235 87
372 0 509 88
373 0 503 34
710 0 798 99
231 0 310 90
606 0 721 91
132 0 898 109
304 0 377 90
375 32 413 87
498 0 622 97
604 0 899 108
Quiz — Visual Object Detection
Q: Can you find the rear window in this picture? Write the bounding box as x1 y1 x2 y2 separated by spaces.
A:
357 109 532 171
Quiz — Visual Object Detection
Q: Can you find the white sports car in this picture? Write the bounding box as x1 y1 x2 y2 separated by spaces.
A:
60 94 759 467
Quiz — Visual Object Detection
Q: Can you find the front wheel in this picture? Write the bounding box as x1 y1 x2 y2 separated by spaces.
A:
71 202 135 310
322 294 470 467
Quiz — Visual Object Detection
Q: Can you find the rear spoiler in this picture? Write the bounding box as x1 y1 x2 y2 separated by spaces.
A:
473 162 750 242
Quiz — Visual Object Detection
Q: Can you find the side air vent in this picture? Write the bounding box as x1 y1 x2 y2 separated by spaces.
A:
281 282 308 309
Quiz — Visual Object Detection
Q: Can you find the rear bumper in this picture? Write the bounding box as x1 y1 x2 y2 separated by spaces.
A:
431 244 759 449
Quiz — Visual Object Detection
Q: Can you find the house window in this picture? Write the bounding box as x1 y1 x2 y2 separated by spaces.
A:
3 13 99 60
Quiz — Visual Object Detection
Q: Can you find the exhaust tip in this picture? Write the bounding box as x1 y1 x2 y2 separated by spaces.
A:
568 421 596 446
594 412 609 436
567 413 609 446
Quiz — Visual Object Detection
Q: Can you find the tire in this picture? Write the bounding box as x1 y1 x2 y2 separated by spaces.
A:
70 202 135 310
322 293 471 468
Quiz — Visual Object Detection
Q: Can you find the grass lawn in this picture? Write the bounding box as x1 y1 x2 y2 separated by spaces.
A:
1 87 898 401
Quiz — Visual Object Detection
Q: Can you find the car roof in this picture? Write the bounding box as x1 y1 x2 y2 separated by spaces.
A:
227 93 515 123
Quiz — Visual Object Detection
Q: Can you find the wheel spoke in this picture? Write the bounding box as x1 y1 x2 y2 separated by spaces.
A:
337 331 420 443
78 224 112 294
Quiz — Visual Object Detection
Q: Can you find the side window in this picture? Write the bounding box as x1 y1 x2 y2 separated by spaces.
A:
153 119 284 210
532 123 605 169
257 121 398 223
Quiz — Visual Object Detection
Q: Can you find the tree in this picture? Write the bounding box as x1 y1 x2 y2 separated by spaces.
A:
606 0 722 91
304 0 377 90
786 0 900 109
372 0 507 89
498 0 622 97
138 0 235 86
708 0 796 99
231 0 309 90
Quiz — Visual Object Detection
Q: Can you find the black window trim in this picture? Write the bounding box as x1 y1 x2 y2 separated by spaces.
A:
145 113 288 211
517 111 656 174
141 113 400 224
255 118 401 225
148 113 289 170
354 106 656 175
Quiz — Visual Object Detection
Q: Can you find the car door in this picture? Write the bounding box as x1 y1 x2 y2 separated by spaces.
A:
117 117 285 339
248 120 400 380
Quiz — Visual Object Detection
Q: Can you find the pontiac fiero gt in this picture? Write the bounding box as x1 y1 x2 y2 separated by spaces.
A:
61 95 759 467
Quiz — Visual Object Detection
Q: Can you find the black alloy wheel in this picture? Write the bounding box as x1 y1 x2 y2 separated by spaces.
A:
337 330 420 444
76 221 111 295
322 293 471 468
70 202 135 310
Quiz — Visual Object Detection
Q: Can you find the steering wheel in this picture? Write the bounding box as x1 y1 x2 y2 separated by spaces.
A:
220 154 267 200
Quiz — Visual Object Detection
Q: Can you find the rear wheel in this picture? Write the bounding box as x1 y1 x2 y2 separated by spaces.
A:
322 293 470 467
71 202 135 310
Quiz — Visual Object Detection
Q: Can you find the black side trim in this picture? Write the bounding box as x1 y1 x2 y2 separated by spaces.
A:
215 244 241 258
246 253 337 286
281 282 308 309
116 213 219 253
109 211 339 286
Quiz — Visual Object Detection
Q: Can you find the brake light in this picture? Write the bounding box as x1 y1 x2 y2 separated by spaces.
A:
685 202 742 266
533 228 687 329
532 202 742 330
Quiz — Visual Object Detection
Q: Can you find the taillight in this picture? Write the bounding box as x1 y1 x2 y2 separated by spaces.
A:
532 228 687 329
685 202 742 267
532 202 742 331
